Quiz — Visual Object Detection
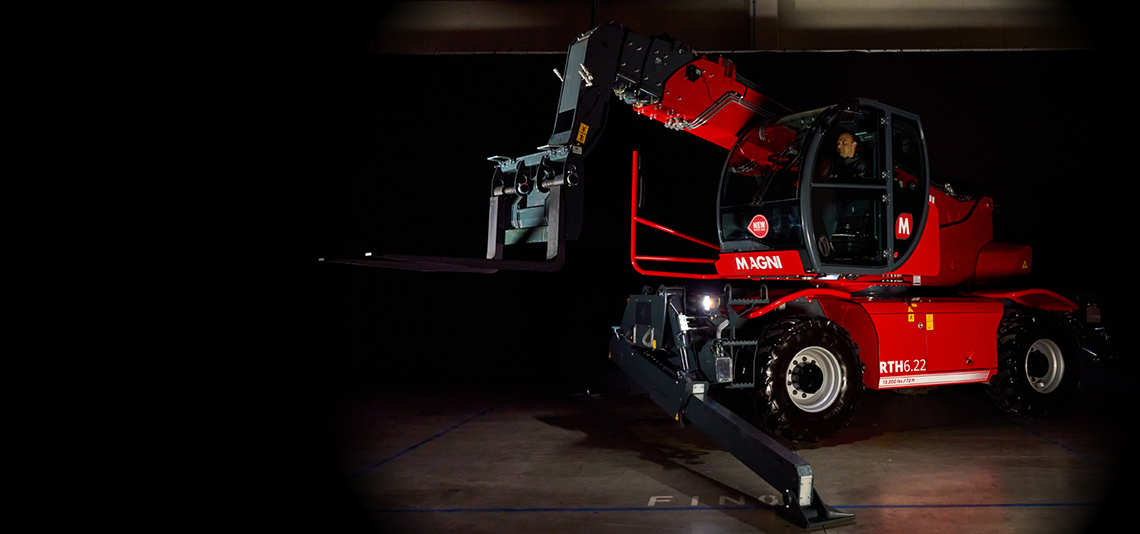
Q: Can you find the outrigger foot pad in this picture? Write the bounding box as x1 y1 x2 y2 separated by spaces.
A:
779 488 855 529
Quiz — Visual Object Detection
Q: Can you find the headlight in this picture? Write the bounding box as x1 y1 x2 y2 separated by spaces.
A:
700 295 721 313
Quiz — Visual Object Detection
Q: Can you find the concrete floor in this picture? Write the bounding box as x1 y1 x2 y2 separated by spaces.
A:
318 371 1135 534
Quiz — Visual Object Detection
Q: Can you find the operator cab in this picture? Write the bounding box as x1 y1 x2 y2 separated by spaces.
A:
717 99 930 275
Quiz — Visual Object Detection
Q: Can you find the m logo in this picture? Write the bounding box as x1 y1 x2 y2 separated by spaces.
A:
896 213 913 239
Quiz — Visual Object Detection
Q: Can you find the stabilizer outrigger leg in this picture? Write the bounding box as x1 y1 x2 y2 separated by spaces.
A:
608 328 855 529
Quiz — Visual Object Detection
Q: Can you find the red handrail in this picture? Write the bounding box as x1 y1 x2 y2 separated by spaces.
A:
630 151 725 279
633 216 720 250
633 255 717 264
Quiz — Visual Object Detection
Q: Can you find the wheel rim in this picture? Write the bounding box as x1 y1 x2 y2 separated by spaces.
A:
1025 338 1064 393
785 346 842 413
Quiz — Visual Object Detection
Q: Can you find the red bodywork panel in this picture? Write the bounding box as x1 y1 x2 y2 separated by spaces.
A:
922 188 1021 287
926 188 991 286
974 242 1032 285
964 288 1078 312
817 296 1002 390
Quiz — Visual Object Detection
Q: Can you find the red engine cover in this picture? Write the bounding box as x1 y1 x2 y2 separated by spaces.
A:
819 296 1001 390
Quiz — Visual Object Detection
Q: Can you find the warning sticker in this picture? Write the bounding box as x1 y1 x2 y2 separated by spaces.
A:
576 123 589 144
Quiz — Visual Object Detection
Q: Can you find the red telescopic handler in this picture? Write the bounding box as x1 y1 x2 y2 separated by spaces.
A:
322 23 1115 528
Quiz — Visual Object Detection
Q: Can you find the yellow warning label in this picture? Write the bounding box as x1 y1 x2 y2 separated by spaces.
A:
908 313 915 323
926 314 934 330
576 123 589 143
1022 260 1029 269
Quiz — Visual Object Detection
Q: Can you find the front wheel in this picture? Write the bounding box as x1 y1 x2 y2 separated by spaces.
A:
752 316 864 442
986 313 1079 417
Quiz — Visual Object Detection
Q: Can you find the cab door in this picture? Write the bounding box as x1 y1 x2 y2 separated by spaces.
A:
801 100 929 275
888 111 930 266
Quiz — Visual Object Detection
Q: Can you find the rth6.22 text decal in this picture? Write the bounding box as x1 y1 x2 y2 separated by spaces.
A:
881 359 927 374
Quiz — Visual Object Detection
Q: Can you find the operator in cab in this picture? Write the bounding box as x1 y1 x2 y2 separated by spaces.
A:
814 131 870 245
832 132 867 180
816 131 868 183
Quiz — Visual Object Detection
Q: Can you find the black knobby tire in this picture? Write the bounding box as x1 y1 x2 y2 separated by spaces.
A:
752 316 864 442
986 312 1079 417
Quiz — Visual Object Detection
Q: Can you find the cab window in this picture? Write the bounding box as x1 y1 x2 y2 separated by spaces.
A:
719 108 824 251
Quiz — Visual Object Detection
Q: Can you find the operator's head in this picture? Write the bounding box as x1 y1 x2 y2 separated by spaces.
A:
837 133 857 159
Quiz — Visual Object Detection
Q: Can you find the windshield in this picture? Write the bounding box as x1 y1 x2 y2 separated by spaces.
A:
718 107 828 251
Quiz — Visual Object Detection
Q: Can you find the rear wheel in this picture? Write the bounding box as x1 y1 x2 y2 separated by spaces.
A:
752 316 864 442
987 313 1079 416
